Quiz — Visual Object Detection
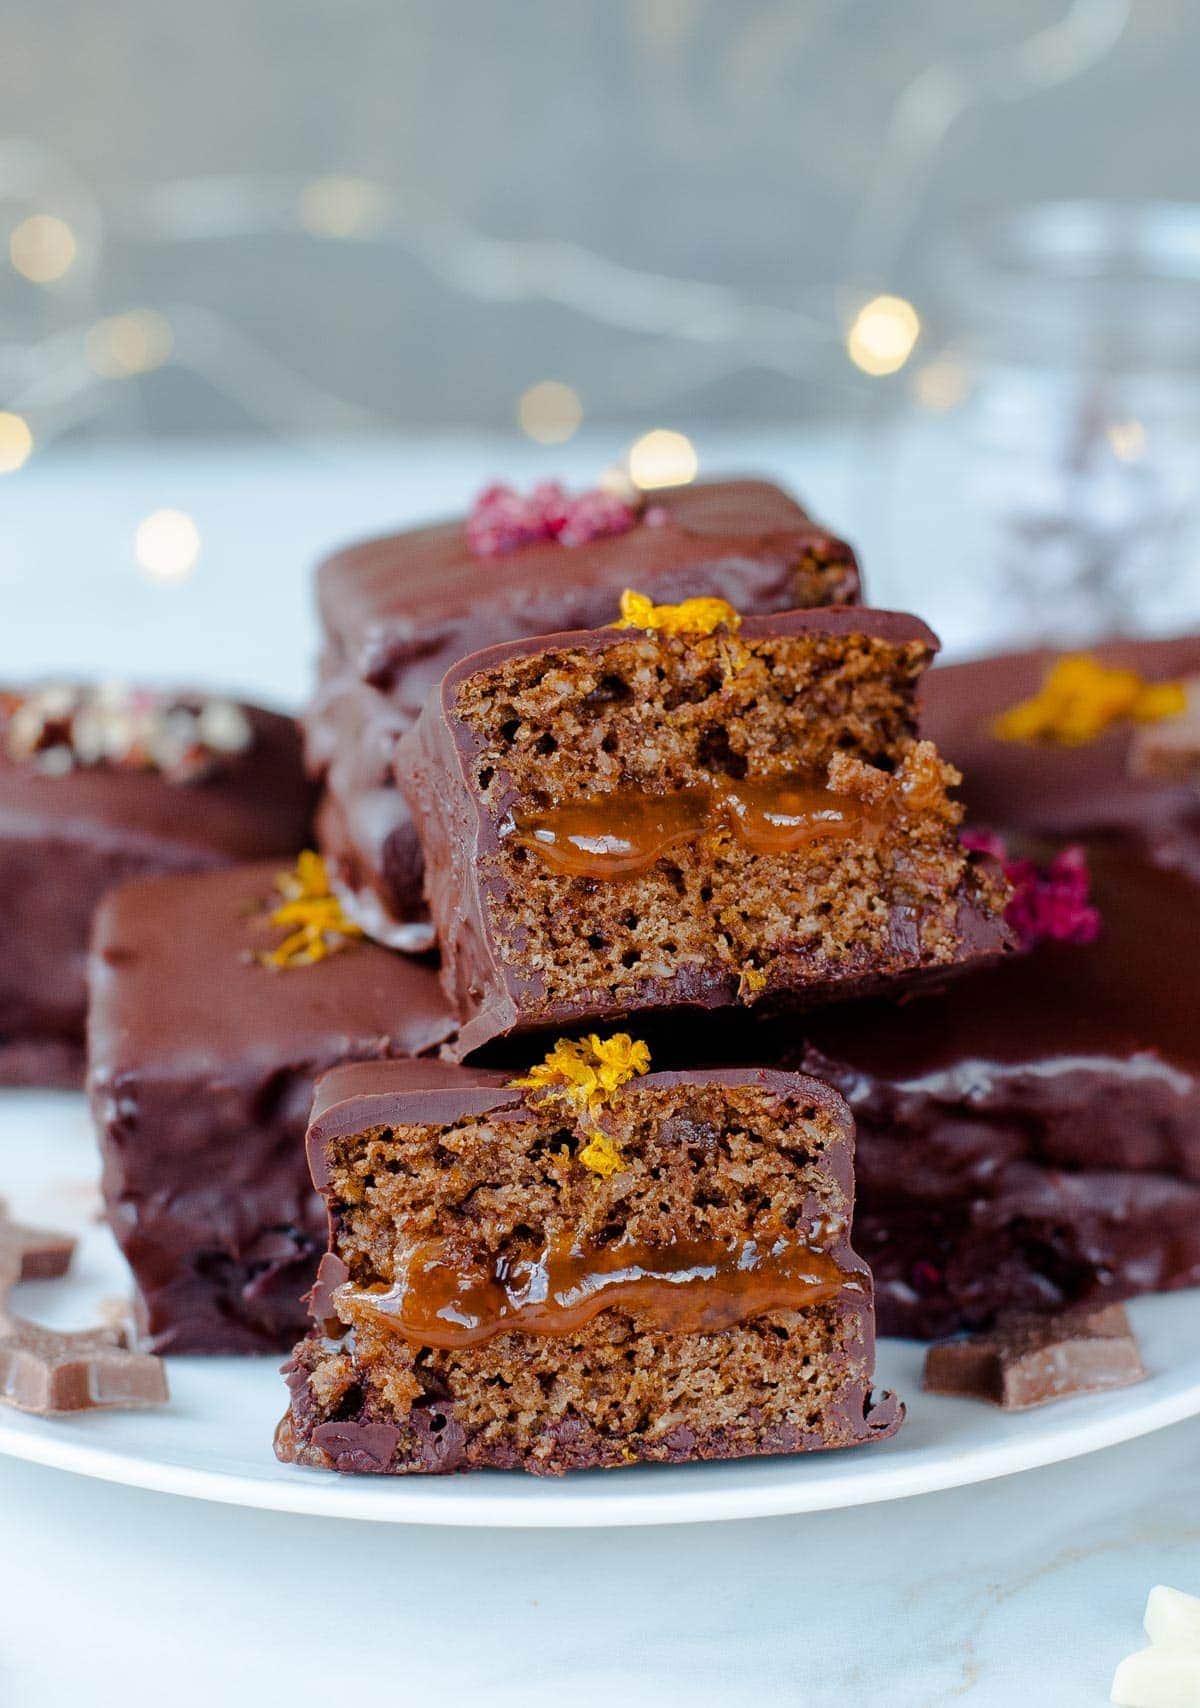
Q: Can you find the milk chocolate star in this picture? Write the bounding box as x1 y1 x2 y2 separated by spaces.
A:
0 1200 168 1415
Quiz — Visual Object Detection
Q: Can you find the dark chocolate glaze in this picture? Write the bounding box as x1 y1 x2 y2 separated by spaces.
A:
397 608 1009 1057
88 861 455 1354
306 479 861 945
1 697 313 1085
771 728 1200 1336
281 1061 902 1475
921 634 1200 874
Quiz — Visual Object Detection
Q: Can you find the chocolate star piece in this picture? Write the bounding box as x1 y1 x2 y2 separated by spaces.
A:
0 1200 168 1415
922 1301 1145 1411
0 1316 168 1415
0 1198 76 1286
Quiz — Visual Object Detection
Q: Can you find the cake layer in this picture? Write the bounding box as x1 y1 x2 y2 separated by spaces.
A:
0 688 313 1085
398 606 1013 1056
306 478 861 946
277 1056 902 1475
88 861 455 1353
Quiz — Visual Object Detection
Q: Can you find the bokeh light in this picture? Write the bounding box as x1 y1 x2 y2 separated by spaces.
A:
0 413 34 474
299 176 386 239
86 310 174 378
627 428 698 489
517 380 583 444
911 354 970 412
1107 419 1148 462
846 294 921 377
134 509 201 582
9 214 78 284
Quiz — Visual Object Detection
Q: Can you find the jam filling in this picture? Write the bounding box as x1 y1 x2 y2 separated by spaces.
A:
511 774 882 879
336 1226 852 1349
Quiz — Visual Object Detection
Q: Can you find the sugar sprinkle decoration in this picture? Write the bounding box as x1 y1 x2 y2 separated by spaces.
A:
511 1034 651 1177
467 479 644 557
258 851 365 969
993 654 1185 746
962 830 1100 950
0 683 253 782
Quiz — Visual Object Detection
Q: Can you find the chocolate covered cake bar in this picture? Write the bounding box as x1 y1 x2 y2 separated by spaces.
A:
921 634 1200 874
88 860 454 1353
795 842 1200 1337
307 478 862 950
399 601 1013 1056
276 1048 902 1475
1 684 313 1087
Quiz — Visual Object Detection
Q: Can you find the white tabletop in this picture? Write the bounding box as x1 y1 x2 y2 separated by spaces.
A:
4 429 1197 1706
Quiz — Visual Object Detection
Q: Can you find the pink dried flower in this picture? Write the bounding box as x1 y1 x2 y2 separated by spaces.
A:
962 829 1101 950
466 479 642 556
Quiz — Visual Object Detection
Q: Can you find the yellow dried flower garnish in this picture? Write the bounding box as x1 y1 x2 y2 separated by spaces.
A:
616 589 742 638
258 851 364 968
512 1033 651 1178
577 1132 625 1180
512 1032 651 1119
994 655 1186 746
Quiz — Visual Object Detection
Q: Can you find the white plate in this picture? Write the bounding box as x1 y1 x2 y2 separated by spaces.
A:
3 1089 1199 1528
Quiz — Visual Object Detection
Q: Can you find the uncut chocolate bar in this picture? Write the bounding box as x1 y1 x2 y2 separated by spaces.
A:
306 478 862 950
87 861 454 1353
0 684 312 1087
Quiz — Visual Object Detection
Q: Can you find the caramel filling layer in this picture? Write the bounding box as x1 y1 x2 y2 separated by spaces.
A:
511 775 883 879
337 1228 853 1349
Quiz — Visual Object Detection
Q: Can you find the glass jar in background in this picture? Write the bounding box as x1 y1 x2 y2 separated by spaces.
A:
854 202 1200 656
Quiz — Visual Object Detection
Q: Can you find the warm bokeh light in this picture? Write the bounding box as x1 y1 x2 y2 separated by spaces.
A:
1107 419 1148 462
86 310 174 378
9 214 78 284
911 354 970 412
627 428 698 490
0 413 34 474
517 380 583 445
846 294 921 377
134 509 201 582
298 175 386 239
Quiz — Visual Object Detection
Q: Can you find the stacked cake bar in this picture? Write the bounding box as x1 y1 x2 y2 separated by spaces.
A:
305 478 861 948
271 472 1028 1477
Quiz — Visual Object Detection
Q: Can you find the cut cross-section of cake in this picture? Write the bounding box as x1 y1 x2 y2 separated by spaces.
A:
398 599 1013 1056
275 1044 903 1476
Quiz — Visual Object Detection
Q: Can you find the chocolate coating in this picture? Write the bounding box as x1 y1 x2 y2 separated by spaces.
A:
88 861 455 1353
773 636 1200 1337
307 479 861 945
922 1302 1145 1410
921 634 1200 873
0 695 313 1085
398 607 1009 1057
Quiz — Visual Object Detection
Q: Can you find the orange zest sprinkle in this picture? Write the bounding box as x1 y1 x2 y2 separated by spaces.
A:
994 655 1186 746
258 851 364 968
738 963 767 999
616 589 742 638
511 1033 651 1177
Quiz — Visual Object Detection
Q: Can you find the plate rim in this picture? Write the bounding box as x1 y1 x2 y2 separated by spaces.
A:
2 1342 1198 1528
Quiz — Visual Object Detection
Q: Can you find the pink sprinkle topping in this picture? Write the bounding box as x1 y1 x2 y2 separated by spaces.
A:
962 829 1101 950
466 480 642 556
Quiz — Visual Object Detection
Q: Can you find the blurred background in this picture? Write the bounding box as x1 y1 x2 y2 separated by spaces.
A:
4 0 1200 681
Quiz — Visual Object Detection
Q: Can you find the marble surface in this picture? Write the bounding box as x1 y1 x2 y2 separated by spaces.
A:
4 1420 1200 1707
3 430 1199 1705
